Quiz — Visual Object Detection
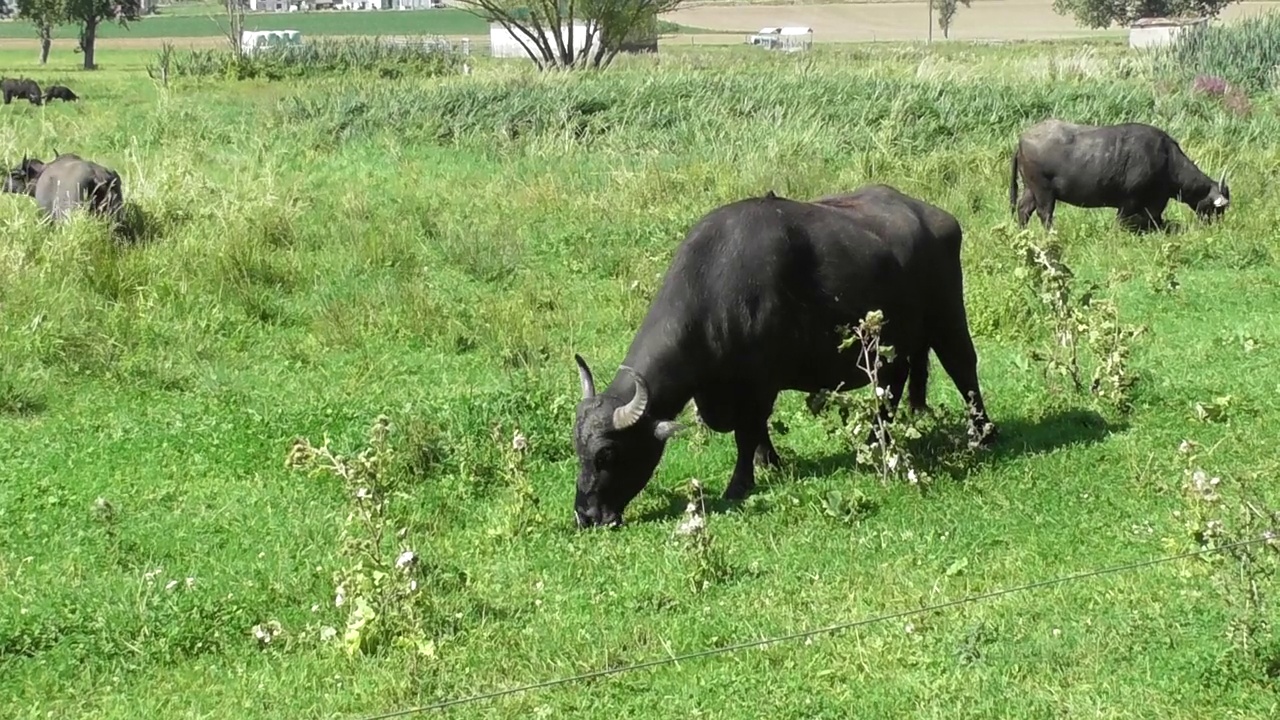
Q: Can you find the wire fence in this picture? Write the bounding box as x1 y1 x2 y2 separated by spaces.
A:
360 534 1275 720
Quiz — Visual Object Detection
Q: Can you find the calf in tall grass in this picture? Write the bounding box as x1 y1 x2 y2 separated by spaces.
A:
44 85 79 103
1010 119 1230 233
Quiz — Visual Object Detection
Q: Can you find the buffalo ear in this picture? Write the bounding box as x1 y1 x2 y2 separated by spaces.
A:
653 420 684 441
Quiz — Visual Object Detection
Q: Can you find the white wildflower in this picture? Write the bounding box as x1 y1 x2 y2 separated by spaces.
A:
319 626 337 642
675 513 705 536
511 431 528 452
252 621 283 647
165 579 179 592
334 584 346 608
185 577 195 589
395 550 417 570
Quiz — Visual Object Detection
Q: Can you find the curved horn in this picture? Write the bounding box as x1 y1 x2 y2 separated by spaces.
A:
574 353 596 400
612 367 649 430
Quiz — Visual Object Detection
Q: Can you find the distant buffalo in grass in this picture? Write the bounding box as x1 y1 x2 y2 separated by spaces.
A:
1011 119 1230 233
44 85 79 103
3 152 125 225
2 77 43 105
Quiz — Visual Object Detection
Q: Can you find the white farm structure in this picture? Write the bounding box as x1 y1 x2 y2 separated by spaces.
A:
746 27 813 53
1128 17 1209 49
240 29 304 55
489 21 600 59
246 0 444 11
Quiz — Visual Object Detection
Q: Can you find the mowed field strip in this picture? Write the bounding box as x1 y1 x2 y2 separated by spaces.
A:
5 0 1280 50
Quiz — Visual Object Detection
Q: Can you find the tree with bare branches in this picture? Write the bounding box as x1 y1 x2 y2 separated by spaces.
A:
14 0 63 65
455 0 682 70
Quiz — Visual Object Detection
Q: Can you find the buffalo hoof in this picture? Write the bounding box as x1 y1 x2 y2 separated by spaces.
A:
967 421 998 449
754 445 781 468
723 481 754 502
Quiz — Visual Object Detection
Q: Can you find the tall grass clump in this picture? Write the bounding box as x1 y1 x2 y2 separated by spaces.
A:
1157 10 1280 93
162 36 464 82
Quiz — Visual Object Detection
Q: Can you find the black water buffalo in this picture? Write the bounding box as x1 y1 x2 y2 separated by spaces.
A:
3 152 124 224
2 77 43 105
1010 119 1230 233
571 184 998 529
44 85 79 103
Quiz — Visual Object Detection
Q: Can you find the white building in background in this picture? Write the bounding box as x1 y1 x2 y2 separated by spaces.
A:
1128 17 1209 49
489 20 599 59
746 26 814 53
240 29 303 54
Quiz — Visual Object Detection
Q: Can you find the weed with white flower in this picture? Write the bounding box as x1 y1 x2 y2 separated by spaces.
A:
287 415 438 659
487 425 542 539
1172 439 1280 682
1002 226 1145 414
808 309 932 489
674 478 731 593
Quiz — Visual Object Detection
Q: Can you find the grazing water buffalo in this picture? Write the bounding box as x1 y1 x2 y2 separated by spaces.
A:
44 85 79 103
2 77 43 105
571 185 998 529
3 153 124 224
1010 119 1230 233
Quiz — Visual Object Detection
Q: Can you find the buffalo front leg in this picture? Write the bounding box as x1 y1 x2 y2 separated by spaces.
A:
724 390 779 501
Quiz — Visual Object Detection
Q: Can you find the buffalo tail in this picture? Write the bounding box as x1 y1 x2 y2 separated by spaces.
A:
1008 148 1019 215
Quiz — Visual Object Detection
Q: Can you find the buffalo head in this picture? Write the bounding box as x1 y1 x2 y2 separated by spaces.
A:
572 354 682 530
2 156 43 196
1194 171 1231 221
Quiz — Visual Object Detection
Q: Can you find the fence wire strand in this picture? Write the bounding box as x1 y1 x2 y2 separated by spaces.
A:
362 535 1271 720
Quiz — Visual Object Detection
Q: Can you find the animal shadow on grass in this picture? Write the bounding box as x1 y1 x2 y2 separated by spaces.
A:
635 407 1122 525
114 201 160 246
791 406 1123 483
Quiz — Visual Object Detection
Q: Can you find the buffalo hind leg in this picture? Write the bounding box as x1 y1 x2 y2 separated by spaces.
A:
931 312 998 448
724 390 779 501
1015 188 1037 228
1026 185 1057 231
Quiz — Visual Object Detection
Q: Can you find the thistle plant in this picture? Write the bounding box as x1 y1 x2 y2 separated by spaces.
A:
1007 227 1144 413
286 415 438 658
810 310 930 488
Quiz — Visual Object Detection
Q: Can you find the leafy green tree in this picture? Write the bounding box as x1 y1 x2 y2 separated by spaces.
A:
64 0 142 69
933 0 971 39
455 0 682 70
14 0 63 65
1052 0 1241 29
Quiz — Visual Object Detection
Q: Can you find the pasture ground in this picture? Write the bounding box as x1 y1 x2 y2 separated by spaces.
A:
3 31 1280 720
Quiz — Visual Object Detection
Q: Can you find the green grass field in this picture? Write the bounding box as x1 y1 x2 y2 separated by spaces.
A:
0 8 489 39
3 31 1280 720
0 5 716 40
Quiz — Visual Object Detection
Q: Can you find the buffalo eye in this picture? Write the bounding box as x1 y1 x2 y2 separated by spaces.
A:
594 447 615 467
